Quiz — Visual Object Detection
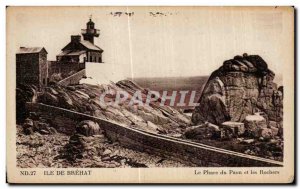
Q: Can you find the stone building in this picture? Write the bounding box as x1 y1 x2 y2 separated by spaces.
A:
55 18 104 78
16 47 48 88
16 18 104 88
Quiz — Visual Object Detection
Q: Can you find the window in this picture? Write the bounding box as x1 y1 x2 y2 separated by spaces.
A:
90 56 92 62
99 57 102 62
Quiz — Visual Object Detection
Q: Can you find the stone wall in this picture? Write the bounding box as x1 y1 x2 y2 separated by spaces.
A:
39 52 48 87
47 61 59 79
58 69 86 86
58 62 83 78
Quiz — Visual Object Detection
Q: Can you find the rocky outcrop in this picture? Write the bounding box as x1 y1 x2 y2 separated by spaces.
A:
22 115 57 135
37 80 191 135
192 54 283 131
16 84 38 123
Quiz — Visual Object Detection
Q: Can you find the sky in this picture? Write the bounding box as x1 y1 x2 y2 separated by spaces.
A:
7 6 292 82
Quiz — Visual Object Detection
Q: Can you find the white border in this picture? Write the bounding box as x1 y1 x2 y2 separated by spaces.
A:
1 0 298 188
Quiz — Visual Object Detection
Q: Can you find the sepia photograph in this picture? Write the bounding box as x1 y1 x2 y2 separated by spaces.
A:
6 6 294 183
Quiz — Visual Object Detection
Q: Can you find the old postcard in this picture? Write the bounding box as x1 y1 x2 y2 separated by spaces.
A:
6 6 294 183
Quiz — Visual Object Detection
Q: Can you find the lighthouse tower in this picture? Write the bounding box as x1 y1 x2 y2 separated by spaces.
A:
81 16 100 44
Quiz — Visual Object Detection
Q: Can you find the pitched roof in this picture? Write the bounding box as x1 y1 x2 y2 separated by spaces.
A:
17 47 48 54
80 40 103 52
57 50 86 57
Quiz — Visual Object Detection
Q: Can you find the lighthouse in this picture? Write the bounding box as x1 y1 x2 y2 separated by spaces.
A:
81 16 100 44
57 16 104 68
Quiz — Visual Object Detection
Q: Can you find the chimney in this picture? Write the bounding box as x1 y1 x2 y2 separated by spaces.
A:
71 35 81 43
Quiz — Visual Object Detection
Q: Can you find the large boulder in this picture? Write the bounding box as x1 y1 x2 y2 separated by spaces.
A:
259 128 275 139
192 54 283 128
221 121 245 137
184 122 221 140
243 114 267 137
76 120 102 136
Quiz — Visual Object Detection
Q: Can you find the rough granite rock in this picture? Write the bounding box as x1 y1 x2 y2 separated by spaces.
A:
192 54 283 129
76 120 102 137
244 114 267 137
16 84 38 123
184 122 220 140
37 80 191 135
259 128 275 139
221 121 245 136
